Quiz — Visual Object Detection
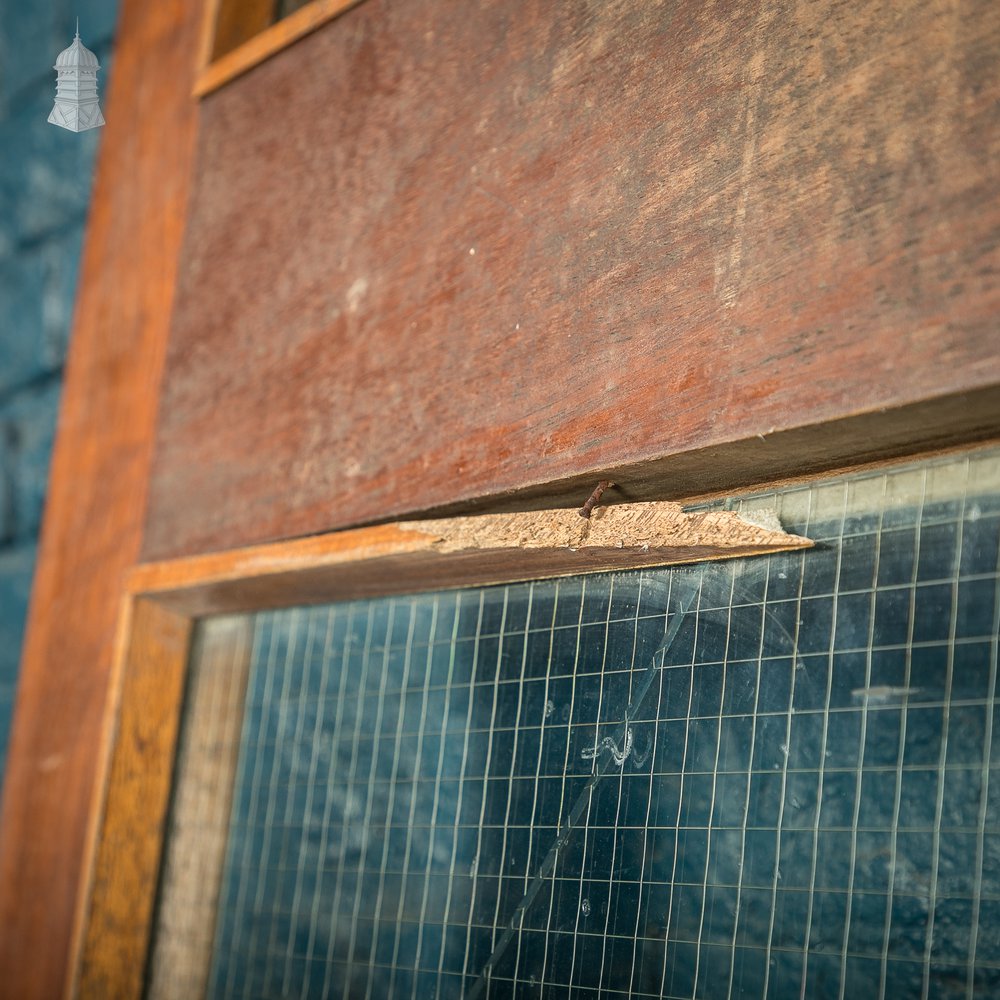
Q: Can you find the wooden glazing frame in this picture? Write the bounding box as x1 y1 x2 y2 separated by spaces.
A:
72 502 812 999
194 0 368 97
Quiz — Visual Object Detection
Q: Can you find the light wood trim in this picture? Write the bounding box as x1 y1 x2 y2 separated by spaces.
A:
194 0 224 84
146 617 254 1000
210 0 274 63
194 0 367 98
76 600 193 1000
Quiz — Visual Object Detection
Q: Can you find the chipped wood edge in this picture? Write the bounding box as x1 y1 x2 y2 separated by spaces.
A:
127 501 812 617
400 501 801 552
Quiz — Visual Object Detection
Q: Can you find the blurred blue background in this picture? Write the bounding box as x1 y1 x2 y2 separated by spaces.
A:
0 0 119 782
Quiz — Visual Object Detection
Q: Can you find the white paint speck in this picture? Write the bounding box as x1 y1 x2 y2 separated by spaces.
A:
346 277 369 313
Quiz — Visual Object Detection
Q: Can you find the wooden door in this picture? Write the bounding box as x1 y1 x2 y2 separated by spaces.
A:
0 1 997 997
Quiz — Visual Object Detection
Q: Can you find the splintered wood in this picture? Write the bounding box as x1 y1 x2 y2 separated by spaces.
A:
129 501 811 618
401 501 806 556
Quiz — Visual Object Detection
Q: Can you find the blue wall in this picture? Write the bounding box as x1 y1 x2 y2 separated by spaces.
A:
0 0 119 781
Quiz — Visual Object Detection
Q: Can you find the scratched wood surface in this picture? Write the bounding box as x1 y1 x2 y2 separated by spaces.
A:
0 1 203 997
144 0 1000 561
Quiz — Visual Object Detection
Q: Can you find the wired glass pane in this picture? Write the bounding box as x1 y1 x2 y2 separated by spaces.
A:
186 449 1000 999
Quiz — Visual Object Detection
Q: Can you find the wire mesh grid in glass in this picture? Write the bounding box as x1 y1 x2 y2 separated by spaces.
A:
148 447 1000 1000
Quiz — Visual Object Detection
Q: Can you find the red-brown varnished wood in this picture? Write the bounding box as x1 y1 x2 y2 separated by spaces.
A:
0 1 202 996
144 0 1000 561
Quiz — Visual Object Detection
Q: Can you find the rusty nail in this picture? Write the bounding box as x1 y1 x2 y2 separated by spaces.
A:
578 480 614 519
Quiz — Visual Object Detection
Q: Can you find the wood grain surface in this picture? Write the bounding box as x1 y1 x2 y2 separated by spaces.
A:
196 0 367 96
146 0 1000 561
146 617 254 1000
0 1 202 996
4 1 999 995
128 501 812 617
209 0 273 62
76 601 192 1000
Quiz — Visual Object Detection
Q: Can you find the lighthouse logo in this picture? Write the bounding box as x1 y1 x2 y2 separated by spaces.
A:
48 20 105 132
